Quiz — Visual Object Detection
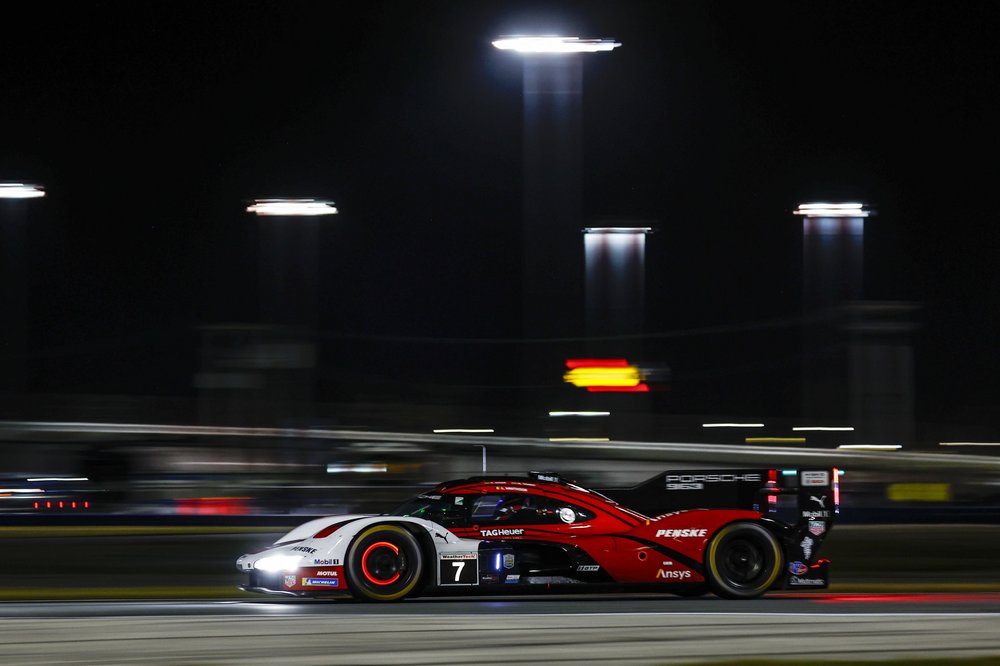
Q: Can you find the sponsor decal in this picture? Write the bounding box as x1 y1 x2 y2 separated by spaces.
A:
801 471 830 487
534 473 561 483
809 495 827 509
303 578 339 587
315 571 339 577
291 546 317 554
558 507 576 524
661 561 674 566
576 565 600 572
283 575 296 588
313 559 336 566
800 536 814 560
505 574 520 584
788 576 825 586
808 520 826 536
665 473 761 491
480 528 524 537
802 510 831 519
655 528 708 538
656 569 692 580
789 561 808 576
503 553 516 569
454 496 464 505
441 553 477 560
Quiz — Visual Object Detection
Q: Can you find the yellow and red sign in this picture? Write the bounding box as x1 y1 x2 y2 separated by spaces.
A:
563 359 649 392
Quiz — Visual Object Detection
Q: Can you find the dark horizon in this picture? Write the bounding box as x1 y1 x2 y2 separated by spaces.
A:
2 1 998 431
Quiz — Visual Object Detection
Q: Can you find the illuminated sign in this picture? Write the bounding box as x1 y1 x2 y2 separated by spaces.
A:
563 359 649 392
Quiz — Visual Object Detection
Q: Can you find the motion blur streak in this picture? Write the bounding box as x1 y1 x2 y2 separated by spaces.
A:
0 183 44 198
816 593 1000 604
492 36 622 53
245 199 338 216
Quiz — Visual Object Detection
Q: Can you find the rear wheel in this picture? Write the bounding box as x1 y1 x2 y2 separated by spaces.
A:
705 521 782 599
346 524 424 602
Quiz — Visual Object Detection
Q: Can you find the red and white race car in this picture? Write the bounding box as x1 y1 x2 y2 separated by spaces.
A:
237 467 839 601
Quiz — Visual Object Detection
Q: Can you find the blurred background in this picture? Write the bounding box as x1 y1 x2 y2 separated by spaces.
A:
0 1 999 595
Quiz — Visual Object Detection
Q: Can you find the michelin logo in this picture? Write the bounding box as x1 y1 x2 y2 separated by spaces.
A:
302 578 339 587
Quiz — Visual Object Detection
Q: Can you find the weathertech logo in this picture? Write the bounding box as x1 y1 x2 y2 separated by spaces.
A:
655 529 707 538
656 569 692 580
480 528 524 537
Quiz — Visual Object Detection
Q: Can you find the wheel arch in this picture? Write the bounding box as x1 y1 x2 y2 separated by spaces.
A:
704 518 784 599
344 521 429 602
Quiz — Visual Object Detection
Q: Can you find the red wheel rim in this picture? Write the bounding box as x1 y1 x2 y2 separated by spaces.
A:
361 541 402 585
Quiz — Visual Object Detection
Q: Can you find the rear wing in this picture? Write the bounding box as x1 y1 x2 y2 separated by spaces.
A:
600 468 840 530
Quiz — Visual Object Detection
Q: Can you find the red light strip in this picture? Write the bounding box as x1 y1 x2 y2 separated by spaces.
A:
832 467 840 512
565 358 630 369
586 383 649 393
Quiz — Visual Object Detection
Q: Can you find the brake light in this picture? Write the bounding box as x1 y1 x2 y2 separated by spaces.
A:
832 467 840 513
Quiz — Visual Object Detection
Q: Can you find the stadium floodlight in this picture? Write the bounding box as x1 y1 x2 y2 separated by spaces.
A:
246 198 338 216
583 227 653 234
492 36 621 54
793 203 871 218
0 183 45 199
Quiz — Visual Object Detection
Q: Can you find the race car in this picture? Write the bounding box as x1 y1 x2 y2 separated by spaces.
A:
237 467 839 601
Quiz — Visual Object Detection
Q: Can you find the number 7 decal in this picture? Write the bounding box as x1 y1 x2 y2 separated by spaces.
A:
439 554 478 585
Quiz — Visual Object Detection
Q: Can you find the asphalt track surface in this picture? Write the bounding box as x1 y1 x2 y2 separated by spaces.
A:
2 593 1000 665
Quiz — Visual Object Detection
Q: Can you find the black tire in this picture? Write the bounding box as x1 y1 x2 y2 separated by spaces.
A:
705 521 782 599
345 524 424 602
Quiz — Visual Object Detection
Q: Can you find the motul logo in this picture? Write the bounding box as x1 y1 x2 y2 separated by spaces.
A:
655 528 707 538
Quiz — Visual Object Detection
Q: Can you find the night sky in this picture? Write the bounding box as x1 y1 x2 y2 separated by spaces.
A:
2 2 998 427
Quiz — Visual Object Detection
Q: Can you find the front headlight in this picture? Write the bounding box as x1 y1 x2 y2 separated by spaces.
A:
254 554 303 573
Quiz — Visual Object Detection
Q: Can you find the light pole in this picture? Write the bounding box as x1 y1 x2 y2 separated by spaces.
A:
793 201 915 446
247 198 338 329
195 198 337 427
0 183 45 400
794 202 870 424
492 35 621 404
583 226 652 345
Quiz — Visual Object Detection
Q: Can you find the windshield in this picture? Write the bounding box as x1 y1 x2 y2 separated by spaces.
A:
390 494 468 527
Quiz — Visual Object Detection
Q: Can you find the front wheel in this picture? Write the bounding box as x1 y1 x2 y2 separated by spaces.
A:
705 521 782 599
345 524 424 602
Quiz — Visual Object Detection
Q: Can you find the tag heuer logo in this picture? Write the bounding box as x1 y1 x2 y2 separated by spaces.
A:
283 575 296 588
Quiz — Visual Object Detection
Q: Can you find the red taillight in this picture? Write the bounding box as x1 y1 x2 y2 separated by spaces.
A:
832 467 841 512
766 469 778 509
33 502 39 509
